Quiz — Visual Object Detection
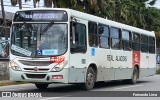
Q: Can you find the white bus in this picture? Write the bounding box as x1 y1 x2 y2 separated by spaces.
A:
9 8 156 90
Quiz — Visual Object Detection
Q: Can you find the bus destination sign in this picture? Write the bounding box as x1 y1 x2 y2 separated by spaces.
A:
13 10 68 22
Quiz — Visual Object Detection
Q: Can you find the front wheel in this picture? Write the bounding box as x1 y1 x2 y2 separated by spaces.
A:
82 67 96 90
35 83 49 90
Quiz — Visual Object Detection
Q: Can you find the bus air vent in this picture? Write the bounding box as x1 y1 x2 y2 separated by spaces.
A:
25 74 46 79
19 60 51 66
24 68 49 71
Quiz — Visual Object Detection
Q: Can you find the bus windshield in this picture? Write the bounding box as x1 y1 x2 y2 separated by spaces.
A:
11 23 67 57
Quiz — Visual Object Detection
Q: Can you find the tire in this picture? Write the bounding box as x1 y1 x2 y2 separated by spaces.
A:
35 83 49 90
82 67 96 90
123 67 138 84
131 67 139 84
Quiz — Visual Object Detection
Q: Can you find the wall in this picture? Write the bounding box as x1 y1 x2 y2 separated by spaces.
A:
0 60 9 80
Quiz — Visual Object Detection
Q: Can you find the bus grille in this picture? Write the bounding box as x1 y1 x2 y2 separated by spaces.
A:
25 74 46 79
24 68 49 71
19 60 51 66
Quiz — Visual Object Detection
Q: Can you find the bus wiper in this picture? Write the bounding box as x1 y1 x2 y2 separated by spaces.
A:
20 21 26 31
40 21 54 35
20 22 32 36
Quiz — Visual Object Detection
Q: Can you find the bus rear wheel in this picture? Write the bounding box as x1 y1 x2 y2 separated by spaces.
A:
131 67 139 84
123 67 138 84
35 83 49 90
82 67 96 90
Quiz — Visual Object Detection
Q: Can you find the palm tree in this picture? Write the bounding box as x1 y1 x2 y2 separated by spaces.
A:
44 0 58 7
11 0 17 6
33 0 36 8
10 0 25 9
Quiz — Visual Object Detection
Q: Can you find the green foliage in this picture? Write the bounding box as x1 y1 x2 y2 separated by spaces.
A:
156 69 160 74
10 0 160 47
11 0 18 6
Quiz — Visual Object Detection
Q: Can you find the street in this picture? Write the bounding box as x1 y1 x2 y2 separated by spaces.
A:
0 75 160 100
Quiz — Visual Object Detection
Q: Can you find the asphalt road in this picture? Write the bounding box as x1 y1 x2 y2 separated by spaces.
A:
0 75 160 100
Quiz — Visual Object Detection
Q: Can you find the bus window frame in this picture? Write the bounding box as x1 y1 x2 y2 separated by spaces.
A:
70 21 87 54
88 21 98 47
132 32 140 51
110 26 122 50
121 29 132 51
148 36 156 54
141 34 149 53
98 23 110 49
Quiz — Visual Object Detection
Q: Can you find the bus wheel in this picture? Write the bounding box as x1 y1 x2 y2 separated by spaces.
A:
83 67 95 90
124 67 138 84
35 83 49 90
131 67 138 84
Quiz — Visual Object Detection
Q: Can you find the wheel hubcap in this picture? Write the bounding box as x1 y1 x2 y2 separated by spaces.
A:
87 72 94 86
133 72 137 82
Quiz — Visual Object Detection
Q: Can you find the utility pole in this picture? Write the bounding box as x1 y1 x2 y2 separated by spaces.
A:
18 0 22 9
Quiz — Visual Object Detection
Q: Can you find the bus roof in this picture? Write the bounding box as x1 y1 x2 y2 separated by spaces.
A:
15 8 155 37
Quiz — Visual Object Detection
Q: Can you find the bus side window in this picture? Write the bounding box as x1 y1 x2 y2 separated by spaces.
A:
98 24 110 49
88 21 98 47
132 32 140 51
110 27 121 49
141 35 148 53
70 22 87 53
122 30 131 51
149 37 155 54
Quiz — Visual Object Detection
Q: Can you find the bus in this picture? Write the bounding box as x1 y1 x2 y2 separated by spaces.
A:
9 8 156 90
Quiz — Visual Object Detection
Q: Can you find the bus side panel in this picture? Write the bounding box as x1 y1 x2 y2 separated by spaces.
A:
68 67 87 83
140 52 149 69
96 48 111 81
139 54 156 78
110 50 132 80
68 52 89 83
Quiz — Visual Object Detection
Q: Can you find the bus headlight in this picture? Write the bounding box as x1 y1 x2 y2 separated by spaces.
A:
9 61 22 71
51 61 68 72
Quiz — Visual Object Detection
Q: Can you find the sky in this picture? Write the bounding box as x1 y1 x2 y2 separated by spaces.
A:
0 0 160 13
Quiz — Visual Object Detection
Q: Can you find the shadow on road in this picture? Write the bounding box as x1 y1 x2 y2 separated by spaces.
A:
93 80 152 90
21 80 152 93
11 80 153 97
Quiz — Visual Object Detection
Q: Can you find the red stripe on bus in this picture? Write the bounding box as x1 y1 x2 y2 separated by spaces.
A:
132 51 140 67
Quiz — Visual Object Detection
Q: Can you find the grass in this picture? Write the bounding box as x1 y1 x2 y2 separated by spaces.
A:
0 81 28 86
156 69 160 74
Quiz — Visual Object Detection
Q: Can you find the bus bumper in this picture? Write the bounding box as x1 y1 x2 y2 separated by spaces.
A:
9 68 69 83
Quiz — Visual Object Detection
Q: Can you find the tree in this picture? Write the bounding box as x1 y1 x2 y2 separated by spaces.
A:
11 0 17 6
10 0 26 9
44 0 58 7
